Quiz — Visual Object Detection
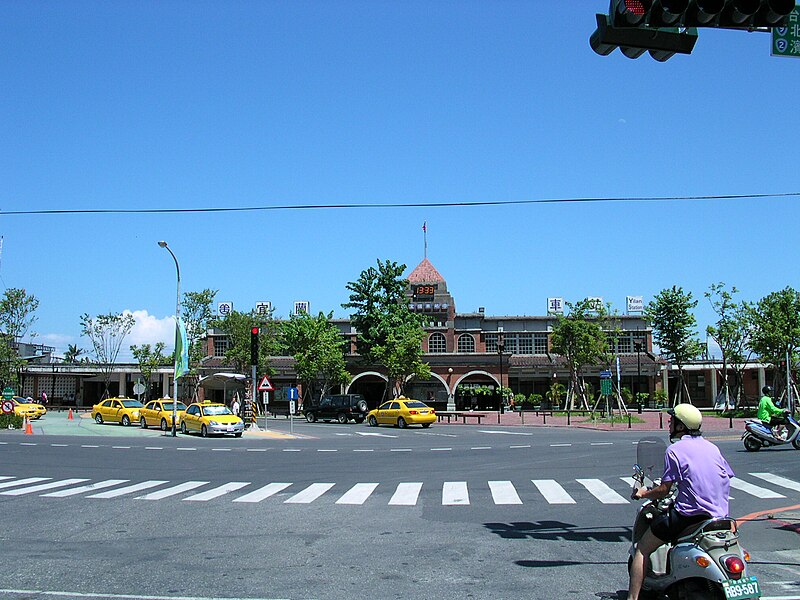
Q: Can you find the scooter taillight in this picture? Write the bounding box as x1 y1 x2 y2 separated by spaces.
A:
723 555 745 579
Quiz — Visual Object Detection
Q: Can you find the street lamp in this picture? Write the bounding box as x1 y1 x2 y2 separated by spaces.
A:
634 341 643 414
498 334 505 423
158 240 181 437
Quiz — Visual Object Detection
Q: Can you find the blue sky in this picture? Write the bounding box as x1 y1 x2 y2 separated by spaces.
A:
1 1 798 361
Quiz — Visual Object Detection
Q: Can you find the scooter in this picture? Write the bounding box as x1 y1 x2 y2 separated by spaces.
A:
742 412 800 451
629 437 759 600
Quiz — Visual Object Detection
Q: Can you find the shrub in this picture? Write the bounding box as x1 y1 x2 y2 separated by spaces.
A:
0 414 23 429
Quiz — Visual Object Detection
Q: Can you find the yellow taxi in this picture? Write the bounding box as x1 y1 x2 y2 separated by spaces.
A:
12 397 41 420
180 402 244 437
139 399 187 431
21 398 47 419
91 397 144 426
366 397 436 428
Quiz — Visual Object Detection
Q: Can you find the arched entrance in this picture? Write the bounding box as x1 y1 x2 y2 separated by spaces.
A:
346 372 388 409
453 370 500 411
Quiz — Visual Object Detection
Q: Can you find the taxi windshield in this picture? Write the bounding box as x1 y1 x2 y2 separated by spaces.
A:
163 402 187 411
203 405 233 416
403 401 428 408
121 400 144 408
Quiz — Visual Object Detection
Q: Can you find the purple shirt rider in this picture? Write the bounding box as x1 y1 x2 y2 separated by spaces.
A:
663 435 734 518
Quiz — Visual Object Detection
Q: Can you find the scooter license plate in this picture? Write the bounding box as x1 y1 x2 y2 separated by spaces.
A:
722 576 761 599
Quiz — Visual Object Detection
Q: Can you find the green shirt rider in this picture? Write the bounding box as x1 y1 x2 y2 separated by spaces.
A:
757 385 788 438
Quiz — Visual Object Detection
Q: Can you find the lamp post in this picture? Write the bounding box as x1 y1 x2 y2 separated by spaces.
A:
447 367 455 411
498 334 505 423
634 341 643 414
158 240 181 437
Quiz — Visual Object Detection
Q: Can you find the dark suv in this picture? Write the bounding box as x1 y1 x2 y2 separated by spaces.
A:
304 394 369 424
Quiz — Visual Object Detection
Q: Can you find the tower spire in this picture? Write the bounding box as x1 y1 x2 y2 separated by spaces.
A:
422 221 427 259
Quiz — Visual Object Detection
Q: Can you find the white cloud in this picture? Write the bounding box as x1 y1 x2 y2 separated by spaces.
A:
123 309 176 351
618 118 627 124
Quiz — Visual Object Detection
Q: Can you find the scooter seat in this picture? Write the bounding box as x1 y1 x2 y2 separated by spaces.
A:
676 517 733 540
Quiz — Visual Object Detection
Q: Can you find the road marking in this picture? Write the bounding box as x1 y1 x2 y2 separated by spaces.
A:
489 480 522 505
532 479 575 504
283 449 302 452
577 479 629 504
145 447 163 450
336 483 379 505
20 443 37 446
442 481 469 505
590 442 613 446
317 449 338 452
478 430 533 436
390 448 412 452
176 447 197 451
87 480 168 499
184 482 250 502
246 448 268 452
750 473 800 493
41 479 130 498
138 481 209 500
111 446 130 449
730 478 786 499
50 444 68 447
355 431 398 438
285 483 335 504
470 446 491 450
431 447 452 451
549 443 571 447
510 445 531 449
389 482 422 506
80 445 99 448
0 477 51 491
352 449 374 452
233 482 292 503
0 589 306 600
212 448 232 452
0 478 89 496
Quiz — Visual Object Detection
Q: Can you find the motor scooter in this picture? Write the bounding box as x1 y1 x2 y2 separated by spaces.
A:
742 412 800 451
629 437 759 600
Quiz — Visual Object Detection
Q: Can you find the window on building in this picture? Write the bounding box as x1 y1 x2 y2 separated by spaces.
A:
457 333 475 353
516 334 532 355
485 334 498 353
428 332 447 353
213 338 229 357
504 335 518 354
534 333 548 355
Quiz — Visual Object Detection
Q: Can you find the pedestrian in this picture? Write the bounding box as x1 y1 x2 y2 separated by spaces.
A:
231 393 241 417
41 391 47 405
627 404 734 600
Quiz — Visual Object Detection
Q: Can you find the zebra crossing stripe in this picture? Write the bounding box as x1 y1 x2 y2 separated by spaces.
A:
336 483 379 505
285 483 335 504
749 473 800 493
532 479 575 504
184 482 250 502
388 482 422 506
0 478 89 496
0 476 13 481
86 480 168 499
442 481 469 505
730 478 786 499
576 479 629 504
233 483 291 503
137 481 209 500
489 481 522 505
0 477 51 491
41 479 130 498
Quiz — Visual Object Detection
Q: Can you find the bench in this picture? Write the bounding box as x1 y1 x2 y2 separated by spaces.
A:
436 411 485 424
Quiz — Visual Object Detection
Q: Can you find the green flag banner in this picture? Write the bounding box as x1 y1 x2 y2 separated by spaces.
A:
174 317 189 379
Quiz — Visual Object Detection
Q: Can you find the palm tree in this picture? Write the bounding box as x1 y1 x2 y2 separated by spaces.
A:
63 344 85 363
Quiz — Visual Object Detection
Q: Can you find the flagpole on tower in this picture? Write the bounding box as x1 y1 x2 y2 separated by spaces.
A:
423 222 427 259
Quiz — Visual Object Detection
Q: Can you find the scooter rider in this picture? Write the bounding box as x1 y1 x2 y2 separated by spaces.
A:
758 385 789 439
627 404 735 600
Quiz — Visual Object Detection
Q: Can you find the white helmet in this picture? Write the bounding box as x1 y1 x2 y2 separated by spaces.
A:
668 403 702 431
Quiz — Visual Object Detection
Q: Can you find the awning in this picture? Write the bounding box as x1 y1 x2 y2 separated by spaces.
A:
198 372 247 389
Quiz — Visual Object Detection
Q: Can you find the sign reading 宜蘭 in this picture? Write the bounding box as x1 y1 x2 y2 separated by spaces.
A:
627 296 644 313
255 301 272 315
293 301 310 315
547 297 564 315
773 8 800 58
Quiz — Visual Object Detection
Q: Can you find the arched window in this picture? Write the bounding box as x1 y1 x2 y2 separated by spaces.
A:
457 333 475 353
428 332 446 353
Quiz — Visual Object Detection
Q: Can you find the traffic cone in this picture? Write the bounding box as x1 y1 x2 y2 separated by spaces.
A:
24 417 33 435
67 408 74 420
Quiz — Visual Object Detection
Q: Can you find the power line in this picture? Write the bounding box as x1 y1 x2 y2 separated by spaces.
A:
1 191 799 216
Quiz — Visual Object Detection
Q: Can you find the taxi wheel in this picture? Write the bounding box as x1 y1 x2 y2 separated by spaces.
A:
121 415 131 427
368 416 378 427
160 418 168 432
180 421 188 434
397 417 408 429
422 423 431 428
234 432 242 438
140 417 147 429
201 424 208 438
94 414 103 424
337 413 349 424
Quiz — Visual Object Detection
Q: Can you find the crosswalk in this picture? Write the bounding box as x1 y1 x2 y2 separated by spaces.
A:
0 472 797 507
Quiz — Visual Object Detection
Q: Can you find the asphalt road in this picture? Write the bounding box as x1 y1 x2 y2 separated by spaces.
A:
1 418 798 600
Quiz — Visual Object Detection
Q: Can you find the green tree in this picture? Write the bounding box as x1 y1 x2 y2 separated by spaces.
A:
705 282 753 408
645 286 703 405
130 342 168 401
550 299 608 410
181 289 218 401
210 309 280 378
0 288 39 389
748 286 800 400
80 312 136 399
281 311 351 405
342 259 430 400
63 344 86 363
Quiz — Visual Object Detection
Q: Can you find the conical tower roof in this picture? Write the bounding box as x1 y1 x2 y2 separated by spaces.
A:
407 258 445 284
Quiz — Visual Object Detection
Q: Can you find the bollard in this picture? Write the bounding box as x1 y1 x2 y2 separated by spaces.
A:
543 411 547 425
628 414 632 429
659 412 663 429
729 414 733 429
567 411 571 426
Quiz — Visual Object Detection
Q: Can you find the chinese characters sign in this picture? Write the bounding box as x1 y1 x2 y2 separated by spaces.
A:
773 9 800 58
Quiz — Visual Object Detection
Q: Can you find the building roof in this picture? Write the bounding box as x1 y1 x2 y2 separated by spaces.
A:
407 258 445 284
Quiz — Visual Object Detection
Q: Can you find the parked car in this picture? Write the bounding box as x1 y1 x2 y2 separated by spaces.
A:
91 398 144 426
180 402 244 437
304 394 369 424
20 397 47 419
366 397 436 428
12 397 41 420
139 399 187 431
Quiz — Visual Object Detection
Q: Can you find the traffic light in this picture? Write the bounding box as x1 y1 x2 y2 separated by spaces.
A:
591 0 795 61
250 326 259 365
